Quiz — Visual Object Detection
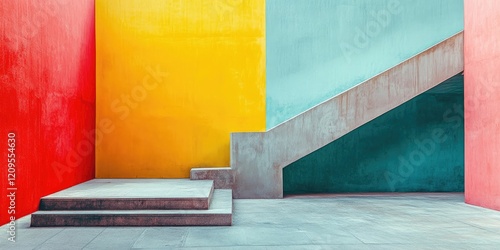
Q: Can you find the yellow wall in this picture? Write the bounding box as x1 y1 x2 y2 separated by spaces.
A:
96 0 265 178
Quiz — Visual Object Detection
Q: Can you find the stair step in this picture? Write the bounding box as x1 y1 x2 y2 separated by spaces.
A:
39 179 214 210
31 190 232 226
190 167 234 189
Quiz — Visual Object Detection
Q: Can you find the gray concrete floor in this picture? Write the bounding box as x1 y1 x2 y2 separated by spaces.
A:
1 193 500 249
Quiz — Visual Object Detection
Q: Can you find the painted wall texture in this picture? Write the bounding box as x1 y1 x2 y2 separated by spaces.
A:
96 0 265 178
464 0 500 211
0 0 95 225
266 0 464 128
284 76 464 194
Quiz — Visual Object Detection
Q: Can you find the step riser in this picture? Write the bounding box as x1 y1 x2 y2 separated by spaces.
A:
30 214 232 227
31 189 233 227
40 199 209 210
190 167 234 189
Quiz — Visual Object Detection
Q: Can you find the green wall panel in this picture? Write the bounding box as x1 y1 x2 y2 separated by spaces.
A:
284 75 464 194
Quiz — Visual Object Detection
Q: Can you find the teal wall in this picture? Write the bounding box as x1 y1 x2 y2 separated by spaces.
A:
266 0 464 129
283 75 464 194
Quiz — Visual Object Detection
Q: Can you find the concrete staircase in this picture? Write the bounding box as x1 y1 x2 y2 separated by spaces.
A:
30 179 232 227
192 32 464 199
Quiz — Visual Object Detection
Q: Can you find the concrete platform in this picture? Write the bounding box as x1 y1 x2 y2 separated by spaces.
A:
39 179 214 210
31 190 232 227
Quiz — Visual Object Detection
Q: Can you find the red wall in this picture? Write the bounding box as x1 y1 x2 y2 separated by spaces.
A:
464 0 500 211
0 0 95 224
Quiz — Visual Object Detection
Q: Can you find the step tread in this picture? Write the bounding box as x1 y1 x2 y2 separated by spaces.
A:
191 167 231 171
39 179 215 210
42 179 213 199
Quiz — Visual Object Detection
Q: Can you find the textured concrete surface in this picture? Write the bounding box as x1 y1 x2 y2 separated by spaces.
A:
2 194 500 249
464 0 500 211
31 190 232 227
39 179 214 210
190 167 234 189
231 32 464 198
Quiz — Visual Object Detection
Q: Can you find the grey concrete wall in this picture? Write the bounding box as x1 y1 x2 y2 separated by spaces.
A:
231 32 464 198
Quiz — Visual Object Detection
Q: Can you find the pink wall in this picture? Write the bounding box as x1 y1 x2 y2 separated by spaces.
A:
0 0 96 224
464 0 500 211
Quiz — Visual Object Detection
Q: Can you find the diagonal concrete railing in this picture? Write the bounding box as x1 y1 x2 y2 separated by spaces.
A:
230 32 464 198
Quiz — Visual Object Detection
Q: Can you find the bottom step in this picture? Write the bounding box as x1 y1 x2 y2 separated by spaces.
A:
31 190 232 227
